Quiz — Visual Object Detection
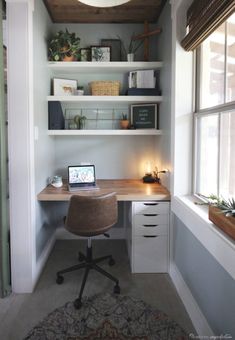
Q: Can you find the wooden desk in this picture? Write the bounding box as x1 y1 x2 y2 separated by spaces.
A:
37 179 170 202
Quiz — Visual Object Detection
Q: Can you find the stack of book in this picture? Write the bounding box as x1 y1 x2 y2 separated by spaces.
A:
127 70 161 96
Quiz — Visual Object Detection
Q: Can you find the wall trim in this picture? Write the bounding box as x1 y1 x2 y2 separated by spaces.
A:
169 262 214 336
32 234 56 292
172 196 235 280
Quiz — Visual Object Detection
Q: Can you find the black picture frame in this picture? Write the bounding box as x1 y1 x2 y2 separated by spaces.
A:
131 104 158 129
101 39 121 61
91 46 111 62
80 48 91 61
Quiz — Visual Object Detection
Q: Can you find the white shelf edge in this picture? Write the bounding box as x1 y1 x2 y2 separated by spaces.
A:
47 95 162 103
47 129 163 136
48 61 163 72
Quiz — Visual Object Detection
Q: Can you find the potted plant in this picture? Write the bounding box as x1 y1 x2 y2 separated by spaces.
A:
120 113 129 129
118 33 143 61
74 114 86 129
48 29 80 61
196 194 235 240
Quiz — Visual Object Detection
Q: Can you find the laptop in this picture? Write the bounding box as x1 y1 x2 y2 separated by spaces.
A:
68 164 99 192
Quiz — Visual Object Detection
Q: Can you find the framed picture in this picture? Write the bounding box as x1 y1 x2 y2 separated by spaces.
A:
131 104 158 129
80 48 91 61
101 39 121 61
91 46 111 62
53 78 77 96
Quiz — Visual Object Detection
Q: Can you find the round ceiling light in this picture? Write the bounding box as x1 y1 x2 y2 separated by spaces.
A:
78 0 131 8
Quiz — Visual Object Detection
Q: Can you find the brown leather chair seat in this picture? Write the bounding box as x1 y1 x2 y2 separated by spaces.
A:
56 192 120 309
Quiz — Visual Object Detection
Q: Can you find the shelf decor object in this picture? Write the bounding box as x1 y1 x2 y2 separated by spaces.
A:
89 81 120 96
53 78 77 96
48 29 80 62
131 103 158 129
91 46 111 62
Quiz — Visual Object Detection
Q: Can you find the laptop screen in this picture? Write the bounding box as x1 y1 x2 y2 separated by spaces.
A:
68 165 96 186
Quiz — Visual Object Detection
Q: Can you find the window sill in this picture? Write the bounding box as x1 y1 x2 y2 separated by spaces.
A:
171 195 235 280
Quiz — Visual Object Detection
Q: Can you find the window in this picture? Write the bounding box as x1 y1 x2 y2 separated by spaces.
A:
195 13 235 199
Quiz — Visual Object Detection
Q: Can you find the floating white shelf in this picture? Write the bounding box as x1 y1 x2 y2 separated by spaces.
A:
48 61 163 74
48 129 162 136
47 95 162 103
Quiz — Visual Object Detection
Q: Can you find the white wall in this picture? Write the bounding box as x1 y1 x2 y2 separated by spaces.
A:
47 21 163 181
33 0 56 260
155 1 172 190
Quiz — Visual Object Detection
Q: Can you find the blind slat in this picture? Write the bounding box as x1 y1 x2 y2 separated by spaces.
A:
181 0 235 51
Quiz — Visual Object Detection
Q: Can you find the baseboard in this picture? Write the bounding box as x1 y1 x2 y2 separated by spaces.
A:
56 226 125 240
169 262 214 336
32 233 56 291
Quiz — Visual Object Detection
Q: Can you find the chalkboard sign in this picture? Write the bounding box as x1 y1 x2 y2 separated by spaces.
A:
131 104 158 129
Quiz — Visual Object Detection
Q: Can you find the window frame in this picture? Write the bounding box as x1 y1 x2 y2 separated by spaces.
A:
193 18 235 198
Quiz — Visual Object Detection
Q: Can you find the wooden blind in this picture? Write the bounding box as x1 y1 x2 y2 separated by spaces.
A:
181 0 235 51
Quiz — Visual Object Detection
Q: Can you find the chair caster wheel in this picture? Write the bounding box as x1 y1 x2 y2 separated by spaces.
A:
74 298 82 309
78 252 85 262
113 284 120 294
109 258 115 266
56 275 64 285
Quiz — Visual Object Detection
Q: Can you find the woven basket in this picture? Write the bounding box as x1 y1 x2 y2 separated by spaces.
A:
89 81 120 96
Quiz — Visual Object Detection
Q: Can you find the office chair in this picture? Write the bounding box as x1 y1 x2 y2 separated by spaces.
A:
56 192 120 309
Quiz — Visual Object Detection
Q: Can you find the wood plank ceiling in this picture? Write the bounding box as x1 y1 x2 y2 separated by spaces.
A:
43 0 167 23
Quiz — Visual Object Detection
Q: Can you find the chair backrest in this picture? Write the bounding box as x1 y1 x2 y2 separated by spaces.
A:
65 192 117 237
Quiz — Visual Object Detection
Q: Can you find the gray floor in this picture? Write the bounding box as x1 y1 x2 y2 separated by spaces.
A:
0 239 195 339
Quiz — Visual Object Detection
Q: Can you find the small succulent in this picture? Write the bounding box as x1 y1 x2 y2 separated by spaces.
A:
74 114 86 129
196 194 235 217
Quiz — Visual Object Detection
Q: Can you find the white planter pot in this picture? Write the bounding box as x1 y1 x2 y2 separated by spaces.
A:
127 53 134 62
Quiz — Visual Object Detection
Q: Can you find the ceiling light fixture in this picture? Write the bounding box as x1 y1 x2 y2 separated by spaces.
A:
78 0 131 8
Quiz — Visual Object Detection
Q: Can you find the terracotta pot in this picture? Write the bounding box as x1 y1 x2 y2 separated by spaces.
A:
62 55 76 62
120 120 129 129
209 205 235 241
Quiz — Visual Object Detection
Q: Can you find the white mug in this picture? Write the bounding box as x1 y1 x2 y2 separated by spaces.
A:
50 175 63 188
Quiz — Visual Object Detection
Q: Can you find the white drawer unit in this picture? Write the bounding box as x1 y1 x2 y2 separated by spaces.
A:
133 235 168 273
131 201 169 273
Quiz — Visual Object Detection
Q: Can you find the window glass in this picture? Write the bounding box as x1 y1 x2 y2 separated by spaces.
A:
200 24 225 109
196 14 235 199
226 14 235 102
220 112 235 197
196 115 219 196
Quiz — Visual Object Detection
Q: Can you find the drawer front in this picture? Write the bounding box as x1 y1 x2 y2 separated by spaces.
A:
133 235 168 273
133 202 169 215
134 214 168 226
134 224 167 236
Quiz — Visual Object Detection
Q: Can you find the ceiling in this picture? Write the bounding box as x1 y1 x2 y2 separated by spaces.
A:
43 0 167 23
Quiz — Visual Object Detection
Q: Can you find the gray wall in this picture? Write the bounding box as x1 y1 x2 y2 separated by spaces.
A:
155 1 172 190
173 215 235 337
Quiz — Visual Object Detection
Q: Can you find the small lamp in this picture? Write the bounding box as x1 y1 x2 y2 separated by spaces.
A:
153 167 168 183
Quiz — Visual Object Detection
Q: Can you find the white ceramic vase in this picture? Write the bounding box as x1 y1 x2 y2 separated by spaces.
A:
127 53 134 62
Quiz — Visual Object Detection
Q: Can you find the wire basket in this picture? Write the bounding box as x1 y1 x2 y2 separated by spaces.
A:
89 81 120 96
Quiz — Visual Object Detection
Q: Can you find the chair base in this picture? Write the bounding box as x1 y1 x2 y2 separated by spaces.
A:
56 243 120 309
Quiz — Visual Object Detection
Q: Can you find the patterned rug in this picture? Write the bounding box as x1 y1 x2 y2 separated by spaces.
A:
24 293 188 339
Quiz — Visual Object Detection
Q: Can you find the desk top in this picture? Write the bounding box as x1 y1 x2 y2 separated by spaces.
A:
37 179 170 202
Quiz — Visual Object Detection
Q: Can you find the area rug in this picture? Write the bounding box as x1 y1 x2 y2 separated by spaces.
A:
24 293 188 339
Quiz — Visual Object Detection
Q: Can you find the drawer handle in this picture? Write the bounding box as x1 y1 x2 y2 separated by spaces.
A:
144 214 158 217
143 224 158 227
143 235 158 238
144 203 158 206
